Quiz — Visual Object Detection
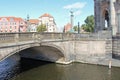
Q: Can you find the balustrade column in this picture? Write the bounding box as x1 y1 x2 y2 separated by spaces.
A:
15 33 19 42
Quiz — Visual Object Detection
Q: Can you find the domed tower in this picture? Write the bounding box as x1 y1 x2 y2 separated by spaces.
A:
94 0 120 35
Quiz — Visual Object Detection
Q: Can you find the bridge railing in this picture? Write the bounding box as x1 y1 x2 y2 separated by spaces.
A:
73 31 111 40
36 31 111 41
19 33 35 41
0 33 16 43
0 31 112 44
0 32 36 44
38 33 75 41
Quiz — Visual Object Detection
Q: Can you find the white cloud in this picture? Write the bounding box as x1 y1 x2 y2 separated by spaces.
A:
63 2 87 9
74 10 82 16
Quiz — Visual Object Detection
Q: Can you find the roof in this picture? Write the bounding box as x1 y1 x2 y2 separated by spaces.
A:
39 13 53 18
0 16 24 22
29 19 39 24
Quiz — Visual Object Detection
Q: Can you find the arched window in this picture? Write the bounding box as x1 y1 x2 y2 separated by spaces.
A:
103 8 109 30
105 10 109 28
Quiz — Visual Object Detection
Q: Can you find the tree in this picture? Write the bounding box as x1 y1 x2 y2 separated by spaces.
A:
73 26 78 31
81 15 94 32
37 24 47 32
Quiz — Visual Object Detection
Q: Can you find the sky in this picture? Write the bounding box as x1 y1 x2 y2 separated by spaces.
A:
0 0 94 31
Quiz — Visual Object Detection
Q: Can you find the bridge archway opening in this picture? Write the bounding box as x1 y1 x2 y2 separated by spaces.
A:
19 45 65 63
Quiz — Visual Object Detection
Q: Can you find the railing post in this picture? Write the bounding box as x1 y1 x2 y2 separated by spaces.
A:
15 33 19 42
37 33 42 42
32 33 35 42
59 33 62 40
52 33 54 40
67 33 69 40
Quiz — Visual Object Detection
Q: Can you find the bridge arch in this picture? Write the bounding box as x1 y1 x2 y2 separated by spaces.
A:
19 44 66 63
0 43 66 64
0 44 38 62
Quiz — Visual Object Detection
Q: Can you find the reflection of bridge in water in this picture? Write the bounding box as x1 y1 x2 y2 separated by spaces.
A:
0 32 120 66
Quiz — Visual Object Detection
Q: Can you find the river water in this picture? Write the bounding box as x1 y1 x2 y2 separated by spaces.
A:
1 54 120 80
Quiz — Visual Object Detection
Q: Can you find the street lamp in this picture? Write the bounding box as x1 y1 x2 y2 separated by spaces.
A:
78 22 80 33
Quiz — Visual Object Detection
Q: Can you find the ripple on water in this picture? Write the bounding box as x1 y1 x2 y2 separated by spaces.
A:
0 54 20 80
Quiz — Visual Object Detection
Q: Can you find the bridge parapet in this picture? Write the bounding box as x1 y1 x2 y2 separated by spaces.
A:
0 31 112 46
0 33 16 43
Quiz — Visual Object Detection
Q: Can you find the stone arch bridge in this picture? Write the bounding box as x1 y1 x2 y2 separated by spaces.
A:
0 32 113 64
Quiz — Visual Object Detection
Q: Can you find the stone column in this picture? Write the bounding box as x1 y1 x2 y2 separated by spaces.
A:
95 0 107 32
94 1 101 32
118 13 120 33
109 0 117 35
116 1 120 33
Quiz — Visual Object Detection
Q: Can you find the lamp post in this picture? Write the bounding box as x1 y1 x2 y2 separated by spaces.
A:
78 22 80 33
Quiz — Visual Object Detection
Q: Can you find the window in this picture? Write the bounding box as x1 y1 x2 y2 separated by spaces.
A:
104 10 109 28
10 26 12 29
10 30 12 32
5 30 7 32
15 26 16 29
5 22 7 25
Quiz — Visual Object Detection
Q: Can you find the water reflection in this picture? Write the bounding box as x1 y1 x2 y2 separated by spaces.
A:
0 54 20 80
1 54 120 80
13 59 120 80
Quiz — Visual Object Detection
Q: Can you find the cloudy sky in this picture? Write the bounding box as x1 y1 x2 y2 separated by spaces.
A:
0 0 94 30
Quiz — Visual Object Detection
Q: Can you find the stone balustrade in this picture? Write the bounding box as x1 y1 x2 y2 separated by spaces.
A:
0 31 112 44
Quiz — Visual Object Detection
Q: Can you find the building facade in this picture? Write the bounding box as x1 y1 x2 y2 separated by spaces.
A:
94 0 120 35
64 23 72 33
0 17 27 33
39 13 57 32
28 19 39 32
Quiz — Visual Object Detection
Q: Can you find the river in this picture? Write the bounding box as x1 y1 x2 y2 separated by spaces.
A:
0 54 120 80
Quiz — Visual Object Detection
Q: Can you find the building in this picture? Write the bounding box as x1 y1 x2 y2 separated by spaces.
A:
0 17 27 33
94 0 120 35
28 19 39 32
39 13 57 32
63 23 72 33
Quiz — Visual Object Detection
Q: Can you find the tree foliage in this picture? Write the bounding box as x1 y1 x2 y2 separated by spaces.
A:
73 26 78 31
37 24 47 32
81 15 94 32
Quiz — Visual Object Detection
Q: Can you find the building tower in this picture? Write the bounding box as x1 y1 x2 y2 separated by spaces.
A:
27 14 30 21
94 0 120 35
27 14 30 32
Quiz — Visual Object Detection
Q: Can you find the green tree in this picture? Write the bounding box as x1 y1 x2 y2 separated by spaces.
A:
81 15 94 32
73 26 78 31
37 24 47 32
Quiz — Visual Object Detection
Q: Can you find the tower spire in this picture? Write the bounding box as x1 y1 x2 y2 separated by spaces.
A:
27 14 29 21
